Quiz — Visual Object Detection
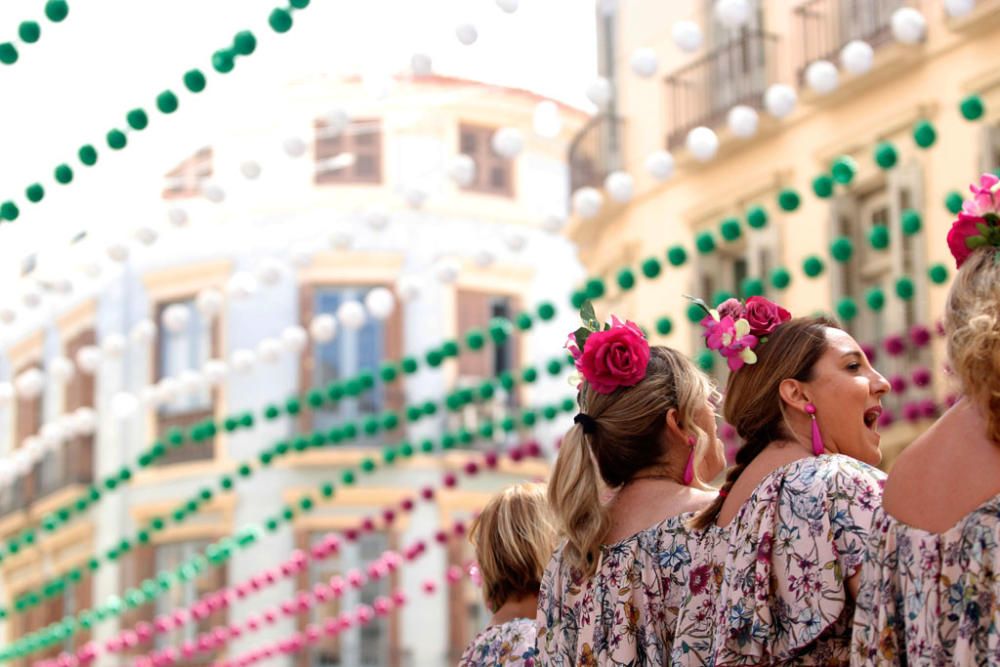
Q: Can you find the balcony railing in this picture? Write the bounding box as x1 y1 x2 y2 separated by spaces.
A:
664 30 779 150
568 113 624 193
793 0 921 81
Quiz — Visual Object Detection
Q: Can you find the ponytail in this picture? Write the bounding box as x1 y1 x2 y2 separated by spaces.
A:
548 424 608 578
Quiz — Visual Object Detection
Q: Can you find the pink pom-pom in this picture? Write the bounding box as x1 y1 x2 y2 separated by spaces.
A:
321 536 340 554
235 583 251 599
909 325 931 347
420 486 435 500
434 530 448 544
304 624 322 643
263 609 278 624
76 643 97 663
192 602 211 620
483 451 500 468
181 641 197 659
884 334 906 357
135 622 154 642
347 569 366 588
290 548 308 565
262 646 275 659
263 569 278 584
469 564 482 586
889 374 908 393
313 583 331 602
421 580 437 594
392 590 407 606
344 528 360 542
296 592 313 611
945 393 959 407
311 544 329 560
509 447 525 462
197 634 213 651
161 648 179 667
337 611 354 630
280 560 296 577
228 625 243 639
246 615 261 631
323 618 341 635
912 366 932 387
861 343 877 364
463 461 479 476
328 575 346 596
453 521 467 536
443 473 458 488
401 498 415 511
134 658 152 667
355 605 375 625
878 408 896 429
248 576 263 591
154 616 171 632
361 517 375 532
382 509 396 524
903 401 922 423
104 638 123 653
524 440 542 457
280 599 297 616
383 551 402 570
373 596 392 616
719 423 737 440
920 398 938 418
935 319 946 337
446 565 463 583
213 627 229 643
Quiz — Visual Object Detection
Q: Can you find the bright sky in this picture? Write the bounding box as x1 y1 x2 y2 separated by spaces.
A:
0 0 597 276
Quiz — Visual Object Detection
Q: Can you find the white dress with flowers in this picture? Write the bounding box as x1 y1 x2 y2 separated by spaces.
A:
459 617 539 666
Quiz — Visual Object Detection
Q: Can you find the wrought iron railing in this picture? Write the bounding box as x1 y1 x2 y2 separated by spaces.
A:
568 113 624 193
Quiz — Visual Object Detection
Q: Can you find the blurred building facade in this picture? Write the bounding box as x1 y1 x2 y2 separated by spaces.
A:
569 0 1000 465
0 75 586 666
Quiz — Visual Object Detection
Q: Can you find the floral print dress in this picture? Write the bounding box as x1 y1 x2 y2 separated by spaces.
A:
536 514 702 666
459 617 539 666
851 494 1000 666
673 455 885 666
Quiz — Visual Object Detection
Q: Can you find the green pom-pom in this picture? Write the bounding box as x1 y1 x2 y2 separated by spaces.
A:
156 90 179 114
45 1 69 22
233 30 257 56
26 184 44 203
803 255 825 277
107 129 127 150
440 339 460 357
465 329 485 350
895 276 915 300
945 190 963 214
126 108 148 131
212 49 235 74
695 231 716 254
425 349 443 367
695 350 715 372
874 141 897 170
960 94 985 121
546 358 563 375
667 245 688 266
720 217 742 241
831 156 857 185
54 163 73 184
711 290 733 307
379 363 398 383
585 278 605 299
686 302 706 323
770 267 791 290
521 367 538 383
78 144 98 165
269 8 293 33
401 356 418 374
836 297 858 321
830 236 853 263
746 205 768 229
913 120 936 148
290 0 311 7
641 257 662 278
537 302 556 320
812 175 834 198
183 69 207 93
655 317 673 335
928 263 949 284
0 43 18 65
865 287 885 311
0 201 19 221
740 277 764 297
778 188 801 212
515 312 533 331
868 224 890 250
19 21 41 44
570 290 586 308
901 209 922 236
616 268 635 290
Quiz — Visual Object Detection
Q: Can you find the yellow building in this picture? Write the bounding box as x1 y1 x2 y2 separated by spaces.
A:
567 0 1000 464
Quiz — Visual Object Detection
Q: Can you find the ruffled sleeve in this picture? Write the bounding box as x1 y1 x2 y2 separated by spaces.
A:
713 455 885 665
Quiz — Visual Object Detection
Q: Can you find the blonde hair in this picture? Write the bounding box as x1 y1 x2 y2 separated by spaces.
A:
548 346 716 578
945 248 1000 443
468 483 556 611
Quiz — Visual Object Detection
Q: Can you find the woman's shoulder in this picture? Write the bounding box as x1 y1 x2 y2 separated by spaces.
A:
459 618 538 667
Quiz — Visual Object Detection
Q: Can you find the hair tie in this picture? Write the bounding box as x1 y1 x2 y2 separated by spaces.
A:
573 412 597 434
718 488 729 498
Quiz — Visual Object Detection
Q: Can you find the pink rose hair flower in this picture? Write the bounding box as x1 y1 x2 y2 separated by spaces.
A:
567 302 651 395
948 173 1000 268
688 295 792 373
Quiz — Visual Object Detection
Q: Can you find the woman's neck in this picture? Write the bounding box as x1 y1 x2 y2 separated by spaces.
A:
489 594 538 626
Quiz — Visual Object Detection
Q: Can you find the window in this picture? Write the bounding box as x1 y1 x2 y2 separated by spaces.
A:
163 147 212 199
12 361 44 505
315 119 382 184
981 123 1000 175
458 124 514 197
154 541 227 653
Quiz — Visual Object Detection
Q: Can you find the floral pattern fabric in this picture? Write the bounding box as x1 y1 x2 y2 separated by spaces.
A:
851 495 1000 666
536 514 701 666
673 455 885 666
459 617 539 667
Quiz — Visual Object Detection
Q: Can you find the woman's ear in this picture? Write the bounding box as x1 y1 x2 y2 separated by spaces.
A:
664 408 686 443
778 378 810 412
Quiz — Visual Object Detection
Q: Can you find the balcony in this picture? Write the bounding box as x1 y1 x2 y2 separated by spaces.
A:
792 0 922 82
568 113 624 193
664 31 779 150
156 408 216 466
0 438 94 519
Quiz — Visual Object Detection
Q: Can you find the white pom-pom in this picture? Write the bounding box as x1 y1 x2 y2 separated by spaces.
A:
15 368 45 399
13 451 32 476
403 186 428 209
364 288 396 321
572 187 604 218
630 47 659 78
322 108 350 137
433 258 461 284
672 20 703 52
134 226 159 246
604 171 635 203
396 275 424 302
284 137 307 158
21 285 42 309
256 258 285 287
365 207 391 231
138 385 159 407
0 382 15 406
411 53 433 76
0 307 16 325
162 303 191 333
504 231 528 252
76 345 101 373
764 84 797 118
944 0 976 18
167 207 189 227
231 349 257 373
196 288 224 319
202 183 226 203
330 231 354 250
130 319 157 345
495 0 519 13
532 101 562 138
156 377 181 404
448 155 477 187
891 7 926 44
101 333 126 358
107 242 130 263
240 161 262 180
24 437 44 463
226 272 259 299
806 60 839 94
281 325 309 354
49 356 75 384
72 407 97 435
202 359 228 385
455 23 478 46
337 300 367 330
178 370 206 395
585 78 612 108
686 126 719 162
645 150 675 181
111 392 139 419
541 214 567 233
840 40 874 75
256 338 283 364
491 128 524 158
40 422 67 448
474 248 497 267
727 105 759 138
714 0 750 28
309 314 338 343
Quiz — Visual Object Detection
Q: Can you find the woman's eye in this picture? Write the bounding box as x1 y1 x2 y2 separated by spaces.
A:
847 363 861 371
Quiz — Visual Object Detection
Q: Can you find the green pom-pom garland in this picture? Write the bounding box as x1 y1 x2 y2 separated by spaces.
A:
616 268 635 290
831 156 857 185
960 94 985 121
865 287 885 311
868 225 889 250
25 184 44 203
156 91 179 114
836 297 857 321
212 49 235 74
901 209 922 236
830 236 853 262
54 164 73 184
777 188 801 212
803 255 825 277
269 8 293 32
746 205 768 229
183 69 207 93
655 317 673 335
928 263 949 284
78 144 98 165
874 141 897 170
641 257 661 278
945 190 963 214
18 21 41 44
812 175 834 198
770 267 791 290
107 129 127 150
667 245 687 266
695 231 716 254
0 43 18 65
585 278 605 299
126 108 149 131
686 302 705 323
741 277 764 297
720 217 741 241
695 350 715 372
895 276 915 300
233 30 257 56
711 290 733 307
45 1 69 23
912 120 936 148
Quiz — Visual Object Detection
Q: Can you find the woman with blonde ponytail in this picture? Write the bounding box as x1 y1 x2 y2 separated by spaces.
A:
536 310 725 665
852 175 1000 665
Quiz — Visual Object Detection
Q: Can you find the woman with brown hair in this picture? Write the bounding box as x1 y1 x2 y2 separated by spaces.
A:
851 175 1000 665
536 309 726 665
673 296 890 666
459 482 555 667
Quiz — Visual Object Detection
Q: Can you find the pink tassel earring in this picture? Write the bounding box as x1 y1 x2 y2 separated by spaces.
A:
805 403 824 456
683 436 696 485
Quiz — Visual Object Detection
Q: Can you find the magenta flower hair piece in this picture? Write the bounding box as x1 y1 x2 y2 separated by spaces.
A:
565 300 651 394
687 295 791 373
947 173 1000 268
